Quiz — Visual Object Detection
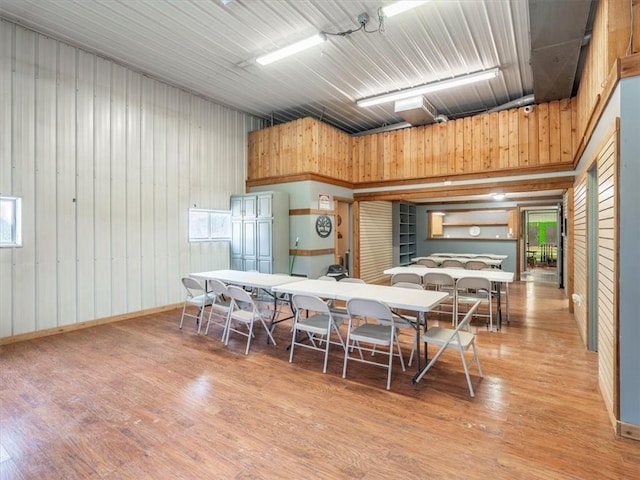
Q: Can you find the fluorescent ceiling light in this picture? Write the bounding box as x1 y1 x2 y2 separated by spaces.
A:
492 193 506 201
382 1 430 18
256 34 326 65
357 68 500 107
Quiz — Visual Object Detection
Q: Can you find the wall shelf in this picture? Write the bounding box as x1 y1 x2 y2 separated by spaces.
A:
429 208 518 240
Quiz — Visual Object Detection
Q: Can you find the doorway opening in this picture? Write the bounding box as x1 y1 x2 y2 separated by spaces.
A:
521 206 561 285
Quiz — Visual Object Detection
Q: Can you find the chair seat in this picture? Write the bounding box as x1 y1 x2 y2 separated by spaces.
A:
211 299 231 312
423 326 475 348
187 293 214 306
349 323 394 345
295 313 336 335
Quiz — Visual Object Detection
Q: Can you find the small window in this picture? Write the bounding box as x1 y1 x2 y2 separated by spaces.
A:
0 196 22 247
188 208 231 242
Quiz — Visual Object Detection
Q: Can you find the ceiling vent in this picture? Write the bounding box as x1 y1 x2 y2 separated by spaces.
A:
394 96 438 126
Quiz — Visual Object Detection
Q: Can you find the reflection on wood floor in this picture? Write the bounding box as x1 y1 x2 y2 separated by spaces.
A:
521 267 558 284
0 282 638 479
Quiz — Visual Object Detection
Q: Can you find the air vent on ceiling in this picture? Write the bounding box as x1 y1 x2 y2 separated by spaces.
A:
394 96 439 126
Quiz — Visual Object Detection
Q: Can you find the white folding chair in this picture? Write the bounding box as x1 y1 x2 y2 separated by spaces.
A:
179 277 214 333
389 282 425 367
464 260 490 270
289 294 345 373
441 259 465 269
423 272 456 323
416 258 439 267
204 279 232 339
455 276 493 329
390 272 422 286
414 299 483 397
343 298 406 390
224 285 277 354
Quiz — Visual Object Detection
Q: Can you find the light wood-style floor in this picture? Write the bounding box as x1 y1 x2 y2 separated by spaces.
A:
1 282 638 479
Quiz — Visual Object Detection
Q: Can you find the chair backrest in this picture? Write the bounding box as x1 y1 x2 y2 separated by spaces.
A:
346 298 394 324
292 294 331 314
416 258 439 267
317 275 337 282
423 272 455 290
391 272 422 286
182 277 206 296
464 260 490 270
226 284 256 310
456 276 491 292
340 277 366 284
392 281 424 290
207 278 230 296
441 259 465 268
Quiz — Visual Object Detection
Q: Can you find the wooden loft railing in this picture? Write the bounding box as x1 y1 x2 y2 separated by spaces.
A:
247 98 577 189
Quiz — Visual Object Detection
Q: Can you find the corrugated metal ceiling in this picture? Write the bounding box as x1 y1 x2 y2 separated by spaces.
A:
0 0 537 134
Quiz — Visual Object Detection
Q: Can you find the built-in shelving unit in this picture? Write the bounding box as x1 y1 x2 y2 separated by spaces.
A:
397 202 417 266
429 209 517 240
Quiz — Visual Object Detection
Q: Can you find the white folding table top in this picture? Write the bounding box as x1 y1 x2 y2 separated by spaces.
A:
385 266 514 283
429 253 509 260
272 279 448 312
190 270 303 289
412 256 504 267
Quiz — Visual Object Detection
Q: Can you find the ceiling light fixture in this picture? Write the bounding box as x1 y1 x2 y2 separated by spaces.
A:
382 0 430 18
356 67 500 108
256 33 327 65
492 193 506 201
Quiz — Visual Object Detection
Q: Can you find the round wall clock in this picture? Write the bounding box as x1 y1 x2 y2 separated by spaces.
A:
469 226 481 237
315 215 333 238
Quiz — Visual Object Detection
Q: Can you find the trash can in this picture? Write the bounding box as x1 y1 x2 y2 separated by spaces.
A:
326 264 348 281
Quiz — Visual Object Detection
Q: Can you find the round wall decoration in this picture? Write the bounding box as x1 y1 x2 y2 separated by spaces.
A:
315 215 333 238
469 226 481 237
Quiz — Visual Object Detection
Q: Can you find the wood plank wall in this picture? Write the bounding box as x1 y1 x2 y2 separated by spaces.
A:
597 130 618 420
352 99 575 184
575 0 640 152
247 117 351 181
573 177 588 344
248 100 576 185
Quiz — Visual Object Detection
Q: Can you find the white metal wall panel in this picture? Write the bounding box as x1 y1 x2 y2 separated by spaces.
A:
94 57 112 319
166 86 181 302
56 42 77 327
75 49 95 323
13 26 37 335
153 81 169 306
359 201 393 284
0 20 13 337
125 69 142 312
110 63 127 316
177 90 191 287
140 75 155 309
1 19 264 339
35 35 58 330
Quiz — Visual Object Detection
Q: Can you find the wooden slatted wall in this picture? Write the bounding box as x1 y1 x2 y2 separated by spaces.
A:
573 177 588 343
352 99 576 183
247 117 351 181
358 201 393 284
575 0 639 151
597 131 618 417
247 99 577 186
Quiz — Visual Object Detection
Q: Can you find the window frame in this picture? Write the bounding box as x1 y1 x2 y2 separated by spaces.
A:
188 208 231 243
0 196 23 248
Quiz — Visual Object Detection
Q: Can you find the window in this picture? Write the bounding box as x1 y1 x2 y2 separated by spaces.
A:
188 208 231 242
0 196 22 247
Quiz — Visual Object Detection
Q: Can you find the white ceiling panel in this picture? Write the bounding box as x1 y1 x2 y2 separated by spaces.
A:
0 0 542 134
